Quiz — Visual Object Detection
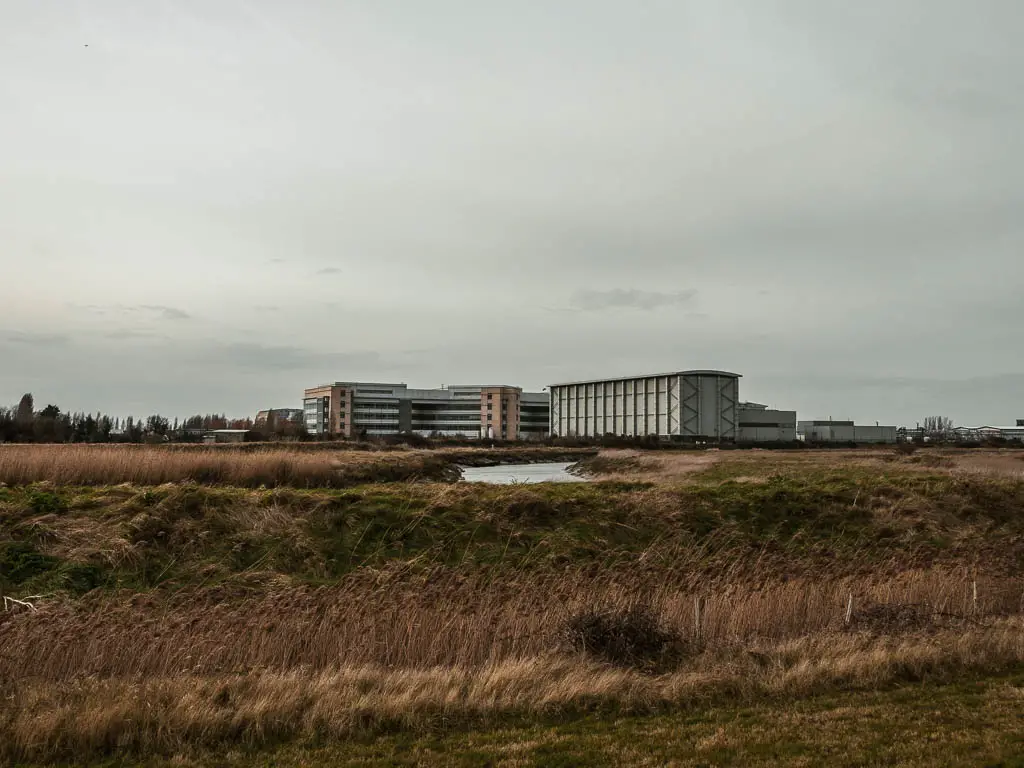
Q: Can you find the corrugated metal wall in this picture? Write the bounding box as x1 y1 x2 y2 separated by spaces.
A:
550 373 739 440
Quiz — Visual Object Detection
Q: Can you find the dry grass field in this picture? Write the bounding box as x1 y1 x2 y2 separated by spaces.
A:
0 444 590 487
2 443 1024 764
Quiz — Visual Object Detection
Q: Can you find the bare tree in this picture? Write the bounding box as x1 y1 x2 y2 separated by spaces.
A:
16 393 33 428
922 416 954 437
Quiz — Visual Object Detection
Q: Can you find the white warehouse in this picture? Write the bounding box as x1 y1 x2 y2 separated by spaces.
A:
549 370 741 441
797 420 898 444
738 402 797 442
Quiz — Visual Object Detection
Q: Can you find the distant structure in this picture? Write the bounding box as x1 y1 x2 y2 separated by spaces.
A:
902 424 1024 443
797 420 897 444
737 402 797 442
254 408 303 426
988 424 1024 441
203 429 249 444
547 369 799 442
302 382 549 440
549 370 744 441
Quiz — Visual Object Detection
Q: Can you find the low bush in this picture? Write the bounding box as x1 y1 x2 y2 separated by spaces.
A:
560 604 686 671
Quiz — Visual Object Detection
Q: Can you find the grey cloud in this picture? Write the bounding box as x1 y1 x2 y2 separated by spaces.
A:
69 304 192 321
103 329 169 340
1 331 70 346
315 267 343 275
135 305 192 321
570 289 698 312
195 342 380 373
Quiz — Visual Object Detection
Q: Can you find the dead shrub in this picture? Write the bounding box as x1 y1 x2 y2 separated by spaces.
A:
560 604 687 671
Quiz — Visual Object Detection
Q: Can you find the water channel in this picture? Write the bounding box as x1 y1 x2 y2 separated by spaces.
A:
458 462 586 484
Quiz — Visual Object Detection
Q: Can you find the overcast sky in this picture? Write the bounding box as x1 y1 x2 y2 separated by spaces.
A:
2 1 1022 425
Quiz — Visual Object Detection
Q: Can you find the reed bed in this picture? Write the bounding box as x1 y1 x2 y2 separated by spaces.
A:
0 444 457 487
4 624 1023 762
2 569 1020 681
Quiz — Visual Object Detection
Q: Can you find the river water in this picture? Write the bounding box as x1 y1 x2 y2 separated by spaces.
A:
459 462 585 484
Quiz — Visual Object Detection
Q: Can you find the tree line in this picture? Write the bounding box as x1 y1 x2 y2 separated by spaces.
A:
0 393 286 444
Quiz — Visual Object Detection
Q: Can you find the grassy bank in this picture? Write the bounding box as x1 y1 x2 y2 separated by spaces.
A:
3 469 1024 596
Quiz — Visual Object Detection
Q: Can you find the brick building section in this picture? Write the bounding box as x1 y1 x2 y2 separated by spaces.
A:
303 384 351 437
480 386 522 440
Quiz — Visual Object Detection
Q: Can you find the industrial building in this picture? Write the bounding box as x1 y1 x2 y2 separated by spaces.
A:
549 370 742 441
202 429 249 444
737 402 797 442
939 425 1024 442
254 408 303 426
977 425 1024 441
797 420 898 444
302 382 550 440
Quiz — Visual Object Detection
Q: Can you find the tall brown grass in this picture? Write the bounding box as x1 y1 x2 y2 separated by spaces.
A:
2 565 1023 761
5 623 1024 762
2 569 1020 681
0 445 458 487
0 444 594 487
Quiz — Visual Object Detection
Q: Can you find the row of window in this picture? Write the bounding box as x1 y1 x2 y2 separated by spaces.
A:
411 415 481 423
411 428 483 434
557 407 674 418
409 403 481 412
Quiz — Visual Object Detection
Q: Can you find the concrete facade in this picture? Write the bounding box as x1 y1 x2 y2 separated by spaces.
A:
737 402 797 442
549 370 741 440
302 382 549 439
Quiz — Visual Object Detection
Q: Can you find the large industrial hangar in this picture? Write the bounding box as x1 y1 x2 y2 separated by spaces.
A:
549 370 745 441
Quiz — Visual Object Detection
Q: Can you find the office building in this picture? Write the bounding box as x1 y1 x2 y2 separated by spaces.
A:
302 381 549 439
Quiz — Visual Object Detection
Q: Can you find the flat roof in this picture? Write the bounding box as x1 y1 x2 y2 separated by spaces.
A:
549 370 742 387
446 384 521 390
308 382 525 391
